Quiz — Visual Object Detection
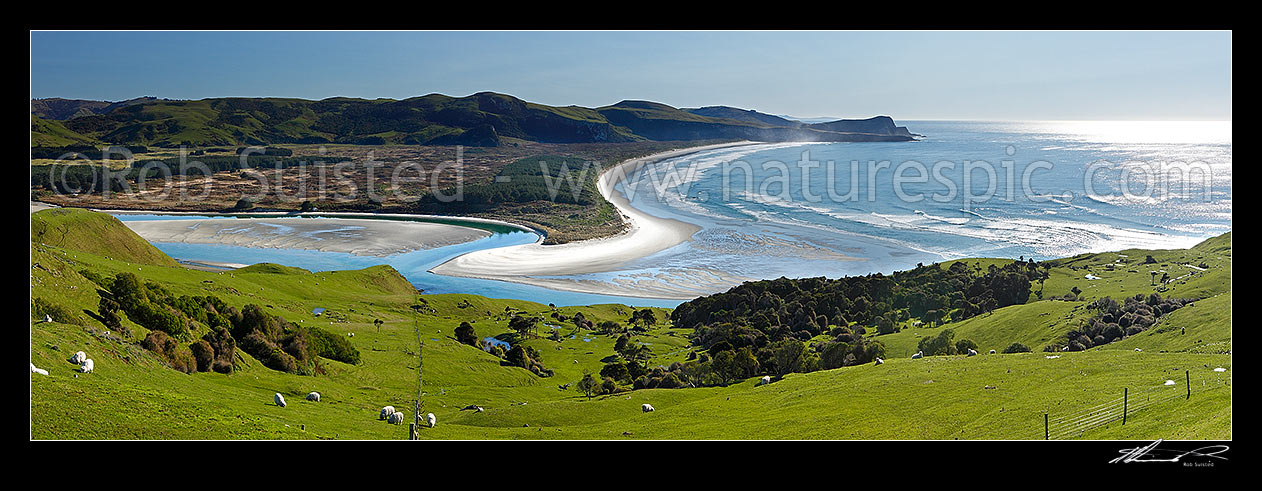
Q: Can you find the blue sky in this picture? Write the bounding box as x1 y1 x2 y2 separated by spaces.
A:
30 31 1231 121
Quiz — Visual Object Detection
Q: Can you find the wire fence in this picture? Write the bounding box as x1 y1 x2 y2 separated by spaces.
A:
1024 369 1231 440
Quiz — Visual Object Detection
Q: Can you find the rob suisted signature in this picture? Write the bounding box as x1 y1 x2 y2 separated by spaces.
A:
1110 439 1229 464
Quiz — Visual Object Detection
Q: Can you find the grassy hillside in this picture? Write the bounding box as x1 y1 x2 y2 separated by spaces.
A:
31 115 100 147
29 211 1230 439
31 208 178 267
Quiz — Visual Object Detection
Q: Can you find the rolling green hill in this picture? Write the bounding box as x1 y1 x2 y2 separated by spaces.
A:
31 208 178 267
31 92 918 148
31 115 100 147
29 210 1229 439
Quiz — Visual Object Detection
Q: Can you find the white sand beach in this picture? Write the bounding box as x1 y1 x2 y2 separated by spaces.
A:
122 216 493 257
429 141 760 297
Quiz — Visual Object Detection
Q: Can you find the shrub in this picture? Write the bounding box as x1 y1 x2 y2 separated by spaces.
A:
189 340 214 372
455 321 478 346
955 338 979 354
212 360 233 374
33 297 83 326
1002 342 1032 354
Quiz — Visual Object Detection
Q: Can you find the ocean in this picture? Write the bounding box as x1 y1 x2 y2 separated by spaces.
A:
118 120 1232 307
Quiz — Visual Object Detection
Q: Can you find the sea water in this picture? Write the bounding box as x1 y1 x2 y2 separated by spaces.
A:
604 120 1231 287
116 121 1231 306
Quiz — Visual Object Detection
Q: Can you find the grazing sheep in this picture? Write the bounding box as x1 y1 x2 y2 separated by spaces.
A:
426 413 436 428
967 349 978 357
80 359 94 373
1164 380 1176 386
274 393 287 407
306 392 320 402
757 375 771 386
388 411 405 424
461 404 484 412
1061 346 1069 352
989 349 996 355
642 404 654 413
1134 348 1143 352
874 357 884 366
911 351 924 359
44 314 53 323
380 406 396 420
30 363 49 376
70 351 87 364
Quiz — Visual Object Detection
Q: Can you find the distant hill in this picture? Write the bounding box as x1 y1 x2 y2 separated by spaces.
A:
684 106 804 127
30 115 100 147
31 97 162 120
30 92 918 148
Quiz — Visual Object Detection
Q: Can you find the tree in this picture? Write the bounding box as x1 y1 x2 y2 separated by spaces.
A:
455 321 478 346
771 338 807 378
955 338 979 354
711 350 738 385
576 373 600 399
509 315 537 339
600 360 630 383
918 329 957 357
614 333 630 355
233 197 255 211
1002 342 1031 354
630 308 658 327
601 377 618 395
733 346 761 379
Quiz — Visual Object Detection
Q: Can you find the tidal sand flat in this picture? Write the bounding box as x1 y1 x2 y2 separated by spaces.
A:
123 216 492 257
429 142 759 298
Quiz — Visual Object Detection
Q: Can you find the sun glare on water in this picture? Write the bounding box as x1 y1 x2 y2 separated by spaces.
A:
1035 120 1232 144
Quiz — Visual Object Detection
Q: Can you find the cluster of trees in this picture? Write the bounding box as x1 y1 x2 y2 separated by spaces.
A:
418 155 599 208
1054 293 1191 351
505 344 553 377
915 329 979 357
672 260 1040 345
92 272 358 375
456 317 553 378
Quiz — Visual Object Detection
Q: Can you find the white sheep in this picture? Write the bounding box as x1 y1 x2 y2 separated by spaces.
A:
967 349 978 357
874 357 884 365
380 405 396 420
306 392 320 402
388 411 405 424
642 403 654 413
426 412 436 428
757 375 771 386
989 349 996 355
30 363 49 376
70 351 87 364
911 351 924 359
274 393 287 407
80 359 94 373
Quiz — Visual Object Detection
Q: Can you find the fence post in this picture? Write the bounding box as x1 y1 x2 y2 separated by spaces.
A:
409 422 417 440
1044 413 1049 440
1186 370 1191 399
1122 388 1128 425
